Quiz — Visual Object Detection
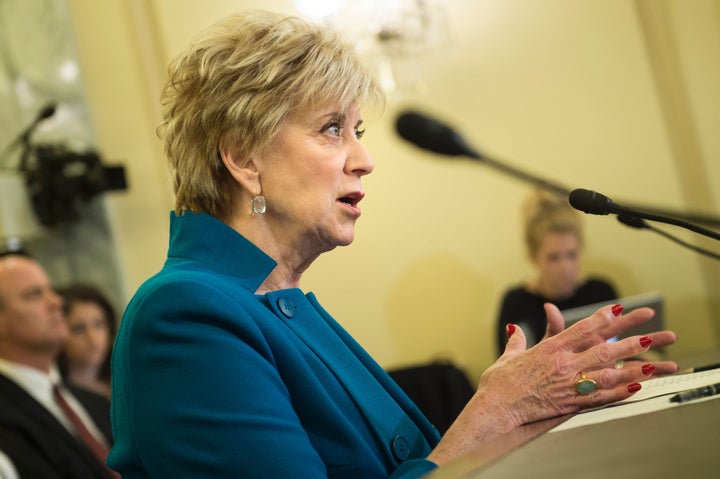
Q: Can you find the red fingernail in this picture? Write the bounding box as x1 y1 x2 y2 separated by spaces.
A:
639 336 653 348
612 304 623 316
506 323 516 339
641 364 655 375
627 383 642 393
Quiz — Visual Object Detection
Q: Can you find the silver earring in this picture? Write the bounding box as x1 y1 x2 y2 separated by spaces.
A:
252 195 266 215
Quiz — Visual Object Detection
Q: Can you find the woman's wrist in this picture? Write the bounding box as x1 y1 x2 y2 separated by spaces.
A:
428 387 522 465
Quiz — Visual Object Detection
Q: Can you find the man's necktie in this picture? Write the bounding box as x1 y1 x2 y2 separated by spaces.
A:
52 384 118 477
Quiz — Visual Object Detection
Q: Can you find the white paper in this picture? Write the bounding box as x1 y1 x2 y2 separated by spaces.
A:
616 368 720 402
550 369 720 433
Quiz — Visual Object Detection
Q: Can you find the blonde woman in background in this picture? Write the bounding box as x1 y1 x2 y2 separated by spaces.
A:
496 188 618 354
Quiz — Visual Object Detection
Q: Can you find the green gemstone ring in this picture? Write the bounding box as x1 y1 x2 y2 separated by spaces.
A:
575 372 597 395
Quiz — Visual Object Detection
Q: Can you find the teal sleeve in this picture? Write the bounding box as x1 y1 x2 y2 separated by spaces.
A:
389 458 438 478
110 280 329 478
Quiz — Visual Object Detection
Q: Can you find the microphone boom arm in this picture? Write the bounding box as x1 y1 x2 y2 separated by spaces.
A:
394 109 720 227
466 153 720 229
477 154 570 197
619 207 720 241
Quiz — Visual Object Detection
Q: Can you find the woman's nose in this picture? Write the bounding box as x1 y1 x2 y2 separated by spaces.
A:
347 140 374 176
49 290 63 308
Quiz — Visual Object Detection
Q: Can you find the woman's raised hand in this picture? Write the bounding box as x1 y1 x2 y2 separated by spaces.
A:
428 304 678 466
487 304 678 424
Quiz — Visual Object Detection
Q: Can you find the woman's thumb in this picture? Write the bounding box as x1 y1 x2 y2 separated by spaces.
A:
502 323 527 356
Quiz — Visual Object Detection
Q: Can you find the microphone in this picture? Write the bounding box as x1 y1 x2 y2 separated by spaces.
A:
35 103 57 122
569 188 720 242
18 103 57 145
567 188 720 228
0 102 58 164
568 188 623 215
395 110 570 196
395 111 483 159
395 109 720 228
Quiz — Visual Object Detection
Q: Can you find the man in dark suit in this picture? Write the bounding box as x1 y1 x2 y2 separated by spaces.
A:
0 253 118 478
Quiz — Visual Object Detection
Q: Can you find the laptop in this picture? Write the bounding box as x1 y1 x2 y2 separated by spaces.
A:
513 291 665 350
561 291 666 346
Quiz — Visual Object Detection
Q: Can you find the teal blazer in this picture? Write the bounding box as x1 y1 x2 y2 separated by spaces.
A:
109 212 440 478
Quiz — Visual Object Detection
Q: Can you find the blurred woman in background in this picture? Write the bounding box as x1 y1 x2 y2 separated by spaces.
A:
57 284 116 398
496 188 618 354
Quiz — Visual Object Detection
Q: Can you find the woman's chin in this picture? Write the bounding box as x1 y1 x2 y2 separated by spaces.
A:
331 225 356 247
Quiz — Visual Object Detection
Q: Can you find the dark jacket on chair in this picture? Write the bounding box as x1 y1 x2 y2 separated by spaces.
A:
388 361 475 435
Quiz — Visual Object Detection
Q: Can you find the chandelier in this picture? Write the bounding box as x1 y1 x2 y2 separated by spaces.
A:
294 0 450 95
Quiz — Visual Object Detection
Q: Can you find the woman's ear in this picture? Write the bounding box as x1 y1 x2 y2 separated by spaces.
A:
527 250 538 267
218 146 261 196
0 312 7 339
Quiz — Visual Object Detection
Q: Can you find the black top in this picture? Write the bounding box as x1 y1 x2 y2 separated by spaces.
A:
496 278 617 355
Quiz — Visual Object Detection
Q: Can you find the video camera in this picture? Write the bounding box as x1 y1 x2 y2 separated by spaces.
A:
0 103 128 228
22 144 127 227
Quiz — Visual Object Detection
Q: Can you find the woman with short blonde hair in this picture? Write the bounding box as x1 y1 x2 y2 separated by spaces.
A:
110 12 677 479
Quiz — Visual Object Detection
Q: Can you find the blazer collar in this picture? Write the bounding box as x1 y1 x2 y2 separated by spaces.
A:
165 211 277 293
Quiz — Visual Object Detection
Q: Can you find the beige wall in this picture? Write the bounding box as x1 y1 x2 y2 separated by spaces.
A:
66 0 720 381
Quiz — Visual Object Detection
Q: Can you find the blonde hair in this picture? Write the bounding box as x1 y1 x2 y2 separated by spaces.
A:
523 188 583 257
158 10 384 218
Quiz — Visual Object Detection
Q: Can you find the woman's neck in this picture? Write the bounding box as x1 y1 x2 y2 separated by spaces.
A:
225 212 321 294
528 278 575 301
67 364 103 389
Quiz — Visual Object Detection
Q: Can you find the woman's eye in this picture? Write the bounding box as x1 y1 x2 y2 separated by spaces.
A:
325 122 341 137
70 324 86 335
355 128 365 140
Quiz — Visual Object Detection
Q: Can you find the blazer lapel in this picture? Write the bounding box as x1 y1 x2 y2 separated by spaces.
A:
263 290 435 464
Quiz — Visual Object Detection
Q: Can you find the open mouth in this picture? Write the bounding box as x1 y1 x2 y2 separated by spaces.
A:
338 192 364 207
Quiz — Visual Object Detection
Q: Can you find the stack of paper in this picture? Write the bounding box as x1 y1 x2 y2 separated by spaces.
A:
550 368 720 432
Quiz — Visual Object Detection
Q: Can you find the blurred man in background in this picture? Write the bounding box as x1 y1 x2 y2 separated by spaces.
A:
0 253 117 479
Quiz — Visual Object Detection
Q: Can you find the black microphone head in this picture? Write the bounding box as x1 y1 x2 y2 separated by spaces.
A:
16 103 58 145
395 110 482 159
37 103 57 121
568 188 621 215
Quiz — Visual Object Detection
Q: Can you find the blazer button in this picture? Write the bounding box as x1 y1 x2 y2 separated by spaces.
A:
391 435 410 461
277 297 296 318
